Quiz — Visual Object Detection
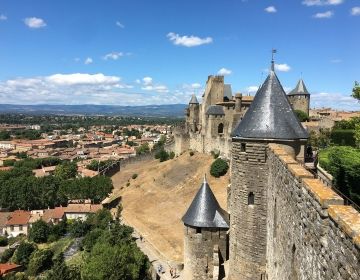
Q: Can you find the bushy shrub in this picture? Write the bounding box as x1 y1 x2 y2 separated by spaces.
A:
319 146 360 204
27 249 53 276
330 129 356 147
0 235 8 246
210 158 229 178
294 110 309 122
211 150 220 159
189 151 194 156
155 149 169 162
12 242 37 267
169 151 175 159
132 173 138 180
0 248 15 263
29 220 50 243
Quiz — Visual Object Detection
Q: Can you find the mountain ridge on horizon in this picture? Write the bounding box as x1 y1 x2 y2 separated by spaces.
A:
0 103 187 117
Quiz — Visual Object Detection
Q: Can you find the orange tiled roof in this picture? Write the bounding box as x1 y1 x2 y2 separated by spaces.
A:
0 263 21 275
6 210 31 226
42 207 65 222
65 204 102 214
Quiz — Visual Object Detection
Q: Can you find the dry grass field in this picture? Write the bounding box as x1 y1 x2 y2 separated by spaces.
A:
111 152 229 262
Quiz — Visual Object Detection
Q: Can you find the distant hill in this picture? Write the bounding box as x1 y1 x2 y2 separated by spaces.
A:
0 104 187 117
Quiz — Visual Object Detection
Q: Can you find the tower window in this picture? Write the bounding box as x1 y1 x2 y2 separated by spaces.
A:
241 143 246 152
218 123 224 134
248 192 255 205
196 227 202 234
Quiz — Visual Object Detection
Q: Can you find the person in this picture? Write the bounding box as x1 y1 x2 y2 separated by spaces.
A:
170 268 174 278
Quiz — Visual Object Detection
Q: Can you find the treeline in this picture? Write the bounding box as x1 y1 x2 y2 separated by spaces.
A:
0 209 151 280
0 114 183 128
0 158 113 211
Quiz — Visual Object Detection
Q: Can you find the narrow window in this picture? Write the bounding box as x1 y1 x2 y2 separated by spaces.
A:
19 225 23 231
218 123 224 134
248 192 255 205
240 143 246 152
196 227 202 234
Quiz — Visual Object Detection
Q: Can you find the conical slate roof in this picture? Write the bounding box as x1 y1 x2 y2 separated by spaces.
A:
189 94 199 104
288 79 310 96
232 70 309 140
182 177 229 228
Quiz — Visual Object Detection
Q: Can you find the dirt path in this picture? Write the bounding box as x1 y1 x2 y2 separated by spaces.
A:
111 152 229 263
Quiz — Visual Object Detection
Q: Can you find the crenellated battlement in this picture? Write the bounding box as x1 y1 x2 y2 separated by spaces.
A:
266 144 360 279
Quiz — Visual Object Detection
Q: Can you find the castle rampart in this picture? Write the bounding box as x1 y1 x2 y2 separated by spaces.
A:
266 144 360 280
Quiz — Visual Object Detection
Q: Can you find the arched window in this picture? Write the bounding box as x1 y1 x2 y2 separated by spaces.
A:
248 192 255 205
218 123 224 134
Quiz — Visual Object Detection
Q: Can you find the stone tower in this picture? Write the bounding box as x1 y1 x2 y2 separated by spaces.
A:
228 62 309 280
187 94 200 132
287 79 311 116
182 176 229 280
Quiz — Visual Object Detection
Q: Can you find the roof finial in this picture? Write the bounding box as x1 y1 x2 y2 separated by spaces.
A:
271 49 277 71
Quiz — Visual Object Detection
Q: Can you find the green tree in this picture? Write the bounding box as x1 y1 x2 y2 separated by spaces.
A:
12 242 37 267
27 249 53 276
154 149 169 162
45 253 81 280
54 161 77 180
29 220 50 243
294 110 309 122
81 242 150 280
136 143 150 155
0 248 15 263
355 123 360 148
69 220 91 238
210 158 229 178
351 81 360 101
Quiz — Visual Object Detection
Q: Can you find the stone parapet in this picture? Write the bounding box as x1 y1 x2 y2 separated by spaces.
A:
267 144 360 280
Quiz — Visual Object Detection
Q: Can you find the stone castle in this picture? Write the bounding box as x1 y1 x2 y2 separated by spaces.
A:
174 70 310 159
179 62 360 280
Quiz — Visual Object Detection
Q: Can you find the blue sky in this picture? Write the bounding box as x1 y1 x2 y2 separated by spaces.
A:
0 0 359 110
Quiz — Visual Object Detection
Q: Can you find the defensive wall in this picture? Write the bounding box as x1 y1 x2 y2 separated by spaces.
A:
266 144 360 280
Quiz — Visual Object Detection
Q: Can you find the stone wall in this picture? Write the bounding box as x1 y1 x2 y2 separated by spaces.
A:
288 95 310 116
228 141 268 280
266 144 360 280
183 226 227 280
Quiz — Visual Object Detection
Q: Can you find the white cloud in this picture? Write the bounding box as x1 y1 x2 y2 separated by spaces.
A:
351 7 360 16
84 57 93 65
24 17 47 28
311 92 360 110
275 63 291 72
191 83 202 89
167 32 213 47
103 52 124 60
46 73 120 86
0 14 7 21
265 6 277 13
116 21 125 28
139 76 169 93
142 77 153 86
245 86 259 94
0 73 143 105
302 0 343 6
313 11 334 18
217 68 232 76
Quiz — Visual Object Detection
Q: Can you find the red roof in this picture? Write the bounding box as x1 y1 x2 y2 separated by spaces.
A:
0 263 21 275
6 210 31 226
65 204 102 214
42 207 65 222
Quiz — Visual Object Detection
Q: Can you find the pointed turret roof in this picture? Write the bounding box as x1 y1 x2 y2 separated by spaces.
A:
288 79 310 96
182 176 229 228
189 94 199 104
232 70 309 140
